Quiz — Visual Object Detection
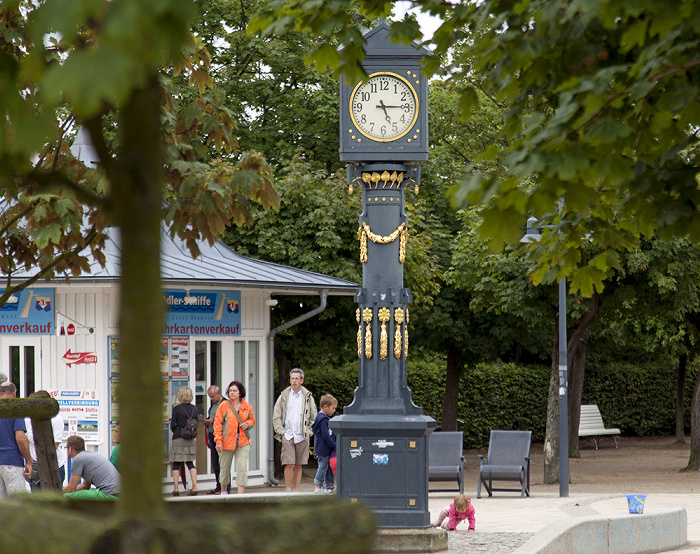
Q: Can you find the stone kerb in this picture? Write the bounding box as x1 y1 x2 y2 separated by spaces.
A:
513 508 687 554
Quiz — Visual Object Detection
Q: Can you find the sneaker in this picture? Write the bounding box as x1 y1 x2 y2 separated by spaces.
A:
314 487 326 494
220 491 228 495
324 487 334 494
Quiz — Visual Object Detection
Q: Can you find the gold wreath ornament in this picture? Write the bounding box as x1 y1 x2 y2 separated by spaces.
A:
394 308 404 359
363 307 373 359
378 307 391 360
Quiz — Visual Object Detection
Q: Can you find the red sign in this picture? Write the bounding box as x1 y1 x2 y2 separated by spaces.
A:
66 324 75 336
62 349 97 366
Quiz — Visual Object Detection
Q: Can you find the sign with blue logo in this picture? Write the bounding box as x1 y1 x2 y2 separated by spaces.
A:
0 288 54 334
162 289 241 336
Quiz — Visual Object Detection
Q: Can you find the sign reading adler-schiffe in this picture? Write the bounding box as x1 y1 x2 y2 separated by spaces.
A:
339 22 429 162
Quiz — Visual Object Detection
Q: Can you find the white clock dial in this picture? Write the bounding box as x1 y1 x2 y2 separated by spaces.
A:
350 72 418 141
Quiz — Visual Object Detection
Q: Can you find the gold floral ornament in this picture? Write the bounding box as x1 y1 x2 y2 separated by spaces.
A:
394 308 404 359
378 307 391 360
360 171 405 189
356 308 361 358
358 222 408 264
363 307 374 359
405 308 409 357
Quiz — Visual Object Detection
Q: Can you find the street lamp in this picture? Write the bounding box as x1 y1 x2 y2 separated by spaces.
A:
520 216 569 498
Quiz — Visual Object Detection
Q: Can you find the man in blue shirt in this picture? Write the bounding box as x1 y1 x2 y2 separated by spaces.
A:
0 382 33 497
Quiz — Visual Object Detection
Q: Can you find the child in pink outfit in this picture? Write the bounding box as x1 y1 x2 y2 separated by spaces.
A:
433 493 476 531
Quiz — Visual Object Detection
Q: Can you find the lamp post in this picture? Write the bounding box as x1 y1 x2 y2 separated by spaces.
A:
521 216 569 498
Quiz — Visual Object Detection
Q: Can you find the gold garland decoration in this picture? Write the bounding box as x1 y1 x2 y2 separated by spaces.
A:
356 308 361 359
363 307 373 359
394 308 404 359
358 222 408 264
378 307 391 361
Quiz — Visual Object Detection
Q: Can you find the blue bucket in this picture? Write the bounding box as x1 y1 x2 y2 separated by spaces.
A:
626 494 646 514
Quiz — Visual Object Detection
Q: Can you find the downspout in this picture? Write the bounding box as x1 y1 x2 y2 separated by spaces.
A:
267 289 329 485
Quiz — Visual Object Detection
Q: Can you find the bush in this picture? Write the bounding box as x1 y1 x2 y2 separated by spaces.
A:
303 354 699 449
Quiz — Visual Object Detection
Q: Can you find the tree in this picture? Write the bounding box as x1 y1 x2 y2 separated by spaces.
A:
251 0 700 478
1 1 277 550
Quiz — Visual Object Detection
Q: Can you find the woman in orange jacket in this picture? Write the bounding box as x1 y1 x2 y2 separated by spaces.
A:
213 380 255 494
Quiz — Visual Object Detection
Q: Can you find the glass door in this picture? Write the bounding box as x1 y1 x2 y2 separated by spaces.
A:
195 340 222 475
3 336 40 398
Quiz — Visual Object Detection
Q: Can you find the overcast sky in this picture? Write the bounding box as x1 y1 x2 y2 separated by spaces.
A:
393 1 442 40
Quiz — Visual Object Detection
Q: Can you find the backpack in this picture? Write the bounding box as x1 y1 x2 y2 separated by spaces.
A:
180 405 198 440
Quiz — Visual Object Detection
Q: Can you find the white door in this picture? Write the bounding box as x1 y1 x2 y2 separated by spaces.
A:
2 336 41 398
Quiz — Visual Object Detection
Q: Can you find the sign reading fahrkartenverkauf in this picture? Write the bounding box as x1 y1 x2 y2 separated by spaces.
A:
162 289 241 336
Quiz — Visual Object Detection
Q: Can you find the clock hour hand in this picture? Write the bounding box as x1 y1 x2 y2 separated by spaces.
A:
377 100 392 122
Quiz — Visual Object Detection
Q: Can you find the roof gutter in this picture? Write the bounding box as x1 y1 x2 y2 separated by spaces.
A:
266 289 329 486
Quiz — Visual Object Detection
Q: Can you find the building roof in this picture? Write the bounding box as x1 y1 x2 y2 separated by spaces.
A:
10 224 359 296
6 128 359 296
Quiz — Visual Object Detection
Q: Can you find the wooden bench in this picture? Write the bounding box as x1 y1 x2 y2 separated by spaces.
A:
578 404 620 449
477 430 531 499
428 431 464 493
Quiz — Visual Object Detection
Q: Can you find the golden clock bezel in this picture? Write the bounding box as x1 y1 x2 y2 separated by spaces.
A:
349 71 419 142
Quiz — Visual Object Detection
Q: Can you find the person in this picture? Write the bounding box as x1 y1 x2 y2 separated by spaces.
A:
169 386 198 496
0 382 32 497
214 380 255 495
204 385 227 494
432 493 476 531
272 368 317 492
312 394 337 494
63 434 120 499
109 423 120 471
25 389 66 490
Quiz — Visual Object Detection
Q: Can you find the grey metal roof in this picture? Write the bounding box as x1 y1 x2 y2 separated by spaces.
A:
11 225 359 295
7 128 358 295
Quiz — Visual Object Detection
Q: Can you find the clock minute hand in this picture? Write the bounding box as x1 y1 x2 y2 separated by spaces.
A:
377 100 392 122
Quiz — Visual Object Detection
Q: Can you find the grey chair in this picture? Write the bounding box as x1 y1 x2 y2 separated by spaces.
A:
428 431 464 493
477 430 531 499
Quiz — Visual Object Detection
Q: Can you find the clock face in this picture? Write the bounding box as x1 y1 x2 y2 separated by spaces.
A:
350 72 418 142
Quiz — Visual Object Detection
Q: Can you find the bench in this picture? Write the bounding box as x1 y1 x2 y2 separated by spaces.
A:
477 430 531 499
578 404 620 449
428 431 464 493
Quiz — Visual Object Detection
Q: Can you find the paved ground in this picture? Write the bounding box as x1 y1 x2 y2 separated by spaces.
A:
171 436 700 552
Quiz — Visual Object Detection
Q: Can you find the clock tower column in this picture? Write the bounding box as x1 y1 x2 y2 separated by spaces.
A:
330 20 436 529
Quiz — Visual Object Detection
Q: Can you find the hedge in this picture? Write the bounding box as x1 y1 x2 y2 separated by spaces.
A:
303 356 699 449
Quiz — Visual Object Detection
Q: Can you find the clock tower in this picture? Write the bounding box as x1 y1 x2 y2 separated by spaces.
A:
331 20 436 529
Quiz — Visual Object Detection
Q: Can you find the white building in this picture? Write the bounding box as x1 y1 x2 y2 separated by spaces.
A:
0 129 358 488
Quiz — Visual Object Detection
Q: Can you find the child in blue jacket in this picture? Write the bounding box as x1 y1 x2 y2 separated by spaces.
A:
312 394 337 493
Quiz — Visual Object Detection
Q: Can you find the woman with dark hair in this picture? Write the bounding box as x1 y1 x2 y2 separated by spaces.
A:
213 380 255 494
169 386 198 496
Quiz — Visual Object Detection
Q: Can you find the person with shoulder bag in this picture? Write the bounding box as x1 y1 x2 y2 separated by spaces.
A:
213 380 255 494
169 386 199 496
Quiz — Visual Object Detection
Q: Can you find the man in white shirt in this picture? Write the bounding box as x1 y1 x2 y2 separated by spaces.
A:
272 368 317 492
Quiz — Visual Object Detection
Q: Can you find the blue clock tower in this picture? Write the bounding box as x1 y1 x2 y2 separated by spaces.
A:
331 20 437 528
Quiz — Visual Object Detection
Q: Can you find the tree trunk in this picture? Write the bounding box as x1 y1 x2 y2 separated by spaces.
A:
566 292 599 459
441 344 460 431
684 371 700 471
676 352 687 444
109 73 168 552
543 328 559 484
567 335 588 458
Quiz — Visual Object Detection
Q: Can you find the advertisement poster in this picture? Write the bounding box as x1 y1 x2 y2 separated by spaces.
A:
0 287 54 334
51 389 100 444
109 336 120 378
169 337 189 378
160 337 169 377
162 289 241 336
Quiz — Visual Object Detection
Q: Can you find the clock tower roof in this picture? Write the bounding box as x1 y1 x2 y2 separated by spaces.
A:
361 19 432 60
